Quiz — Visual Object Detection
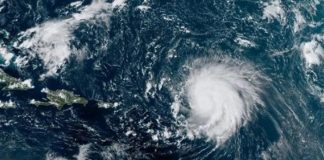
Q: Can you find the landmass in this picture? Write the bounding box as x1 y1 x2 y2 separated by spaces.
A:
30 88 88 109
0 69 34 91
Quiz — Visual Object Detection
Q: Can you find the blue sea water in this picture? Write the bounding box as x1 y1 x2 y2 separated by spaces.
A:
0 0 323 159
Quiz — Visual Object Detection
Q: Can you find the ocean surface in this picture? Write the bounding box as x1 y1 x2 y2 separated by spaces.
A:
0 0 323 159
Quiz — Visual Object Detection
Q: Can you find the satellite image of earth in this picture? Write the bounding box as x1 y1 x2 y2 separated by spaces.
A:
0 0 323 159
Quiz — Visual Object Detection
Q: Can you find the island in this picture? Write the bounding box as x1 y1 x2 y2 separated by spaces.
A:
0 69 34 91
30 88 88 109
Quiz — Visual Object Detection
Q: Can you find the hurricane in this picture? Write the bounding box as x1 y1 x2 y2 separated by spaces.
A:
184 58 264 145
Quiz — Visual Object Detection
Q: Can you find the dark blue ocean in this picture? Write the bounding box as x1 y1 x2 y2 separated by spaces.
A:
0 0 323 159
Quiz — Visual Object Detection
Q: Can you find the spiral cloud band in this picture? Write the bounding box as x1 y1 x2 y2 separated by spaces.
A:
185 59 264 145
